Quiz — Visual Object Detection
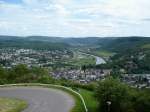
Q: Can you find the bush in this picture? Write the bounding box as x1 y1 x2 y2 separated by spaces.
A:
0 64 55 84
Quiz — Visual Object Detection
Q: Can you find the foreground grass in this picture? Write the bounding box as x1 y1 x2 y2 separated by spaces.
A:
0 97 27 112
79 89 98 112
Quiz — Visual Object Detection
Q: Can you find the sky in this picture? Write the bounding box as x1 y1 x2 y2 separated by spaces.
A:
0 0 150 37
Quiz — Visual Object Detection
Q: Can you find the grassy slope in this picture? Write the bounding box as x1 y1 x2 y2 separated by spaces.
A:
93 50 114 57
142 44 150 49
68 51 96 66
0 97 27 112
71 57 95 66
79 89 98 112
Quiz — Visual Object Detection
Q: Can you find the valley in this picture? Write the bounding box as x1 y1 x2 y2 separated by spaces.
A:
0 36 150 112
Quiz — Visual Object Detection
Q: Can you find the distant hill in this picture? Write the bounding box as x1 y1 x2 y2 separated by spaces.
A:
0 35 119 47
0 35 150 50
0 35 113 46
27 36 105 46
0 35 70 50
0 35 22 40
100 37 150 52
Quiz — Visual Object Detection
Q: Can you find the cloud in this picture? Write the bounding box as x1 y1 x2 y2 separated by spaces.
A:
0 0 150 37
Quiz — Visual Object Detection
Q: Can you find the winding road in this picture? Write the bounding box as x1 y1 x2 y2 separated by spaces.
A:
0 87 74 112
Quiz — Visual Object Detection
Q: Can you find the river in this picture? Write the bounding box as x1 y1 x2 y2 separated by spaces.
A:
79 52 106 65
95 56 106 65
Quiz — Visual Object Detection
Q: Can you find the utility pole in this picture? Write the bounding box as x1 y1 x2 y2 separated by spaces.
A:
106 101 111 112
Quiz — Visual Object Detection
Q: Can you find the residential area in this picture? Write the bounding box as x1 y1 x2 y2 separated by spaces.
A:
0 48 72 68
51 68 111 83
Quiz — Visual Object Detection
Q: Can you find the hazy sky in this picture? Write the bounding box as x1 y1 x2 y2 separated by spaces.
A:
0 0 150 37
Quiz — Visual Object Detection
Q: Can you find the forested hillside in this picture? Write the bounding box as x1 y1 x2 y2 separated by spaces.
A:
0 36 70 50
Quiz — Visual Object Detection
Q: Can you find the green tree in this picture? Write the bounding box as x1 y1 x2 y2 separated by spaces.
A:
8 64 30 83
0 66 8 84
133 90 150 112
95 78 130 112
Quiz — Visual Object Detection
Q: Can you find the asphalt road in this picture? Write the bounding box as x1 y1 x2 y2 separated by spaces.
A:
0 87 74 112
